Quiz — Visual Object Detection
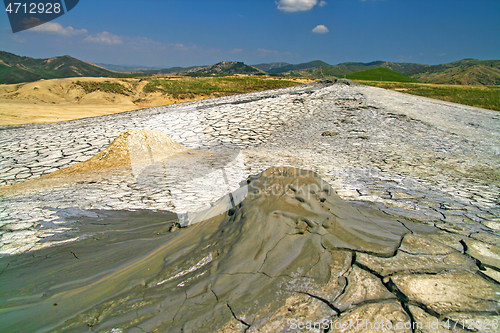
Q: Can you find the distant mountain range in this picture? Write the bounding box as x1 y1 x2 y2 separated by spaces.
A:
95 63 161 73
290 61 429 78
263 60 331 74
1 51 499 85
185 61 264 76
282 59 500 85
406 59 500 85
96 61 264 76
253 62 290 72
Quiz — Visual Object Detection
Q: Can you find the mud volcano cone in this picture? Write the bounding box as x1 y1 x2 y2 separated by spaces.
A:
0 167 413 332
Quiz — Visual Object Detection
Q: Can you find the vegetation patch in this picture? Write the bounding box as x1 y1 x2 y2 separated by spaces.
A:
143 77 301 97
75 81 132 95
346 68 419 83
357 81 500 111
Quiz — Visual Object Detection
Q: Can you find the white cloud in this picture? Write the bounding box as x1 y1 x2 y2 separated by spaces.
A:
83 31 123 45
319 1 327 7
28 22 87 36
276 0 319 12
312 25 329 34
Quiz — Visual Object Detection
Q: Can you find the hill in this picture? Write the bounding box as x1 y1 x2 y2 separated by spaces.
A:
0 51 116 84
346 68 420 82
322 61 387 77
291 61 429 79
95 63 162 73
141 66 200 76
287 59 500 85
407 59 500 85
267 60 330 74
186 61 264 76
253 62 290 72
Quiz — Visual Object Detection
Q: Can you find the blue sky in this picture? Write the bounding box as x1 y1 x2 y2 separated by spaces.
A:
1 0 499 67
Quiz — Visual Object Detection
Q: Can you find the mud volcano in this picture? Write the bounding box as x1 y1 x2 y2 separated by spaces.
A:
0 166 433 332
1 81 499 332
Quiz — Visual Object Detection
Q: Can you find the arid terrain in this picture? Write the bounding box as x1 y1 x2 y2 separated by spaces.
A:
0 76 313 126
0 80 499 332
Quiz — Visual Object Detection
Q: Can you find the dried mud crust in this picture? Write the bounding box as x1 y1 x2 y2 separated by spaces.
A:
1 167 498 332
0 80 499 331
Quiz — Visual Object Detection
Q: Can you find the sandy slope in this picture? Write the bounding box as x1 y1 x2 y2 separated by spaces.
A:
0 76 314 126
0 77 209 126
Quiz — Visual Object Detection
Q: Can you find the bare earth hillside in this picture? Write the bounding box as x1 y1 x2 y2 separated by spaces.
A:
0 77 223 126
0 76 313 126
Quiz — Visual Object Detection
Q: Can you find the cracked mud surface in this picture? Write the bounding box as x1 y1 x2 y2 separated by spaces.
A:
0 80 499 332
3 167 497 332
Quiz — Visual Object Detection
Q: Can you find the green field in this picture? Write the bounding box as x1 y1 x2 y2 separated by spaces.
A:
357 80 500 111
346 68 419 83
143 77 302 97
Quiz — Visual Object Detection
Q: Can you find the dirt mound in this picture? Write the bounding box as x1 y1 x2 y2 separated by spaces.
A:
0 167 419 332
0 129 205 194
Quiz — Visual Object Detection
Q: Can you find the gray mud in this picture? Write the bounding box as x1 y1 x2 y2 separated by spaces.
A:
0 167 442 332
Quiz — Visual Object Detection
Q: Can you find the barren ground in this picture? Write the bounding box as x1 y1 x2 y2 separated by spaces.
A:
0 76 315 126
